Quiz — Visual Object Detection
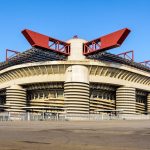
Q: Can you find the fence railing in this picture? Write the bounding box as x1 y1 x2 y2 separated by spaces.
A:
0 112 150 121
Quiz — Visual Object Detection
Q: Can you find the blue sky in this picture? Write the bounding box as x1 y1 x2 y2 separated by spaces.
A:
0 0 149 62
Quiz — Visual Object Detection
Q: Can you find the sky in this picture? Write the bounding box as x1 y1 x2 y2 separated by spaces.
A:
0 0 149 62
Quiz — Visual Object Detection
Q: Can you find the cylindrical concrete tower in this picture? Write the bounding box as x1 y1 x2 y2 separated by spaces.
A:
64 65 89 114
64 37 89 114
116 87 136 114
147 93 150 114
67 37 87 61
5 85 26 112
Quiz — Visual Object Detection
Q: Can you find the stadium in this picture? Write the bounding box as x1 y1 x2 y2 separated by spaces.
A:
0 28 150 120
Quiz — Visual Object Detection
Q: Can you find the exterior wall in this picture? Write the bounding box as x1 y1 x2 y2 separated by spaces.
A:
136 92 147 114
0 61 149 91
26 83 64 113
0 61 149 114
90 84 116 113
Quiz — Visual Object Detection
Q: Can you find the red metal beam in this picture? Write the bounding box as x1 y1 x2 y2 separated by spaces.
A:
139 60 150 67
22 29 70 56
6 49 20 61
83 28 131 55
117 50 134 61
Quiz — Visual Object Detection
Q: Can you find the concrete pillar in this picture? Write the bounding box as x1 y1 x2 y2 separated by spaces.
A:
5 85 26 112
67 38 87 61
147 93 150 114
64 65 89 114
116 87 136 114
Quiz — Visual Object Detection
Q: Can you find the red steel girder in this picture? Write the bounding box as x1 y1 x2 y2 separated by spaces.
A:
22 29 70 56
83 28 131 55
6 49 20 61
139 60 150 67
117 50 134 61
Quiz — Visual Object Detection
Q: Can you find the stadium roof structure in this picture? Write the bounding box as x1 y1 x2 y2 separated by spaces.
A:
87 52 150 72
0 28 149 72
0 47 67 71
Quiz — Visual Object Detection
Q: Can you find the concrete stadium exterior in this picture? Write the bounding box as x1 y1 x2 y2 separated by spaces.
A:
0 28 150 118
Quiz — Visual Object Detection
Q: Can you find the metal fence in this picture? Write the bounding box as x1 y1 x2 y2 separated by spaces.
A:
0 112 150 121
0 112 65 121
0 112 9 121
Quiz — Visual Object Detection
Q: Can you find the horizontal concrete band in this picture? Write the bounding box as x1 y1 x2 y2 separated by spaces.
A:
6 87 26 92
65 101 89 105
65 104 89 108
64 89 89 94
6 95 26 99
116 104 136 107
64 82 89 87
64 99 89 103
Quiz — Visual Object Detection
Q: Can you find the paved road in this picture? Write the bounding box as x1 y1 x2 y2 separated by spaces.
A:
0 120 150 150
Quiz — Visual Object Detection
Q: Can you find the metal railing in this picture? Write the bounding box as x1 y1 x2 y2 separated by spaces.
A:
0 112 65 121
0 112 150 121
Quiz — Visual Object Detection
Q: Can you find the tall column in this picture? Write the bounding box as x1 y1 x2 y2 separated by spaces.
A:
147 93 150 114
64 65 89 114
116 87 136 114
5 85 26 112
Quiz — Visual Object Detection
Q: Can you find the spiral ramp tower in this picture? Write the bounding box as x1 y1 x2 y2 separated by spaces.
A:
5 85 26 112
147 94 150 114
64 65 89 114
116 87 136 114
64 38 90 114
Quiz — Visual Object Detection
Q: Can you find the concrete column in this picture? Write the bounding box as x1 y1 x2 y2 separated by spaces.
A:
67 38 87 61
5 85 26 112
116 87 136 114
147 93 150 114
64 65 89 114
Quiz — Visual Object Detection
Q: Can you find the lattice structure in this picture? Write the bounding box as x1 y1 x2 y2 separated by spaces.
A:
6 49 20 61
140 60 150 67
86 52 150 72
0 47 67 71
117 50 134 61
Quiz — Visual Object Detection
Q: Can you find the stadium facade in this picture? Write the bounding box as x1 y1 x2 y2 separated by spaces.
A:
0 28 150 117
